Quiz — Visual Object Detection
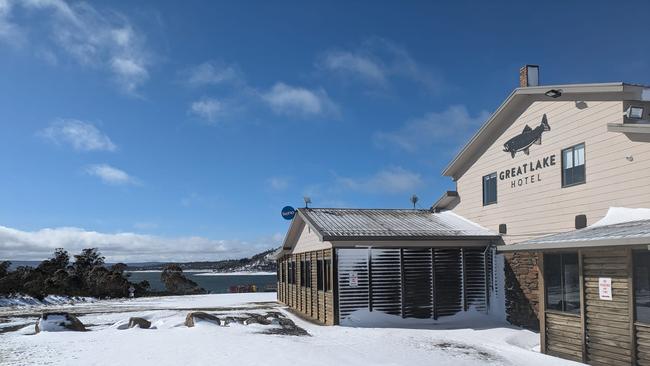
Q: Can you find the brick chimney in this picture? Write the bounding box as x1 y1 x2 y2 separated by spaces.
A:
519 65 539 87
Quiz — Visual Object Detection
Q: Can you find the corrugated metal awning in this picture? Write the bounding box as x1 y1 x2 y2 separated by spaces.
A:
498 219 650 252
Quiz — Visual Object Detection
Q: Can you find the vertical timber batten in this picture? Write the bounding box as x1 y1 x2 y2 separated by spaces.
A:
629 248 637 366
578 250 586 363
537 253 546 353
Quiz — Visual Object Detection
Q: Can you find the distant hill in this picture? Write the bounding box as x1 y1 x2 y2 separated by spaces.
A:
5 260 167 271
125 248 279 272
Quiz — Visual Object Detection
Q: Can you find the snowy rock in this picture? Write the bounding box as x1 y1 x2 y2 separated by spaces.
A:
184 312 220 327
128 317 151 329
35 312 86 333
244 314 272 325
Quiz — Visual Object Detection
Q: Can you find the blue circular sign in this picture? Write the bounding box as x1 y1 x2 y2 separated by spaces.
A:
281 206 296 220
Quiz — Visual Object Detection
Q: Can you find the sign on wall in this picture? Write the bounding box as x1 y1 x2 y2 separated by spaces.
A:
281 206 296 220
502 114 550 158
349 272 359 287
599 277 612 300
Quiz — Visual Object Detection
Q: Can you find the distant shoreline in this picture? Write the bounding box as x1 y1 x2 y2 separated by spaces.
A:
127 270 276 276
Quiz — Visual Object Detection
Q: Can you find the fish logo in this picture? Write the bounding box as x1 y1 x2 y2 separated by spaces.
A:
503 114 550 158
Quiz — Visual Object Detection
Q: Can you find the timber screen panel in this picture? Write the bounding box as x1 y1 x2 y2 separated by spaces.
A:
337 247 490 322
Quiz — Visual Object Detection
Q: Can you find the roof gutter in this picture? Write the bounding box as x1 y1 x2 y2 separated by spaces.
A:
497 236 650 252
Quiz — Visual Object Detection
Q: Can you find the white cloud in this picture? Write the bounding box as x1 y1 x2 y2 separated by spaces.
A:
321 51 386 85
261 82 338 117
182 61 243 87
2 0 151 95
0 225 280 262
189 97 223 123
374 105 489 152
267 176 289 191
39 119 116 152
86 164 138 186
337 166 423 194
0 0 24 45
319 38 443 92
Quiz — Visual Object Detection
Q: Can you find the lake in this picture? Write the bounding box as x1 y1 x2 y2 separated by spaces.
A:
126 271 277 294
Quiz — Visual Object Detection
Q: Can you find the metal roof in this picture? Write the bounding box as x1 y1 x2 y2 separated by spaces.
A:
499 219 650 252
299 208 498 241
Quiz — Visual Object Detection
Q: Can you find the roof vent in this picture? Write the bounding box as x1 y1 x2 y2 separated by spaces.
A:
519 65 539 87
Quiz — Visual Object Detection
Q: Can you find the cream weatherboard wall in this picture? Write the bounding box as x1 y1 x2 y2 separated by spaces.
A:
453 100 650 245
292 223 332 254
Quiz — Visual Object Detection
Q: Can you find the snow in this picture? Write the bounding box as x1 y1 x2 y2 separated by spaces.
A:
193 271 275 276
36 314 70 332
0 293 581 366
341 307 505 328
592 207 650 227
0 295 95 308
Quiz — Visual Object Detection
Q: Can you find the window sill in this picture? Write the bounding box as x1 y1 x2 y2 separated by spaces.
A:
562 181 585 189
545 310 580 318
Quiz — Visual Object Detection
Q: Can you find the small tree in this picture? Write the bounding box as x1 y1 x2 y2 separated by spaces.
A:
111 263 128 274
161 264 206 295
38 249 69 274
72 248 105 289
0 261 10 278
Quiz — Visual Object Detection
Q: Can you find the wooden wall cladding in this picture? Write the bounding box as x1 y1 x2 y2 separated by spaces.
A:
545 312 583 362
583 250 632 366
277 249 334 325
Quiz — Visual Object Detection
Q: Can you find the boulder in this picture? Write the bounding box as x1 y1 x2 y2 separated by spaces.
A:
184 312 220 327
243 314 271 326
128 317 151 329
35 312 86 333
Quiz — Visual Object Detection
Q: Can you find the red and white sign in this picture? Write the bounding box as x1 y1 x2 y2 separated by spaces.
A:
599 277 612 301
349 272 359 287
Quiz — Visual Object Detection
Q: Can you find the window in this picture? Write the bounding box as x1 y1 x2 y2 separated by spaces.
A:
635 252 650 323
299 260 305 287
317 259 324 290
305 260 311 288
482 173 497 206
562 144 585 187
323 259 332 292
545 253 580 314
289 261 295 285
299 260 311 288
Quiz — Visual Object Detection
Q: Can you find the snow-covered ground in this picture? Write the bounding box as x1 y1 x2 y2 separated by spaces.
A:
0 293 582 366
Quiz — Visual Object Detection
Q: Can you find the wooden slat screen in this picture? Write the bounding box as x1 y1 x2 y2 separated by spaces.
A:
337 247 490 322
402 248 434 319
370 248 402 316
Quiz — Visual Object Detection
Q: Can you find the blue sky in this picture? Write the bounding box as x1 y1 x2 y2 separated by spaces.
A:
1 0 649 262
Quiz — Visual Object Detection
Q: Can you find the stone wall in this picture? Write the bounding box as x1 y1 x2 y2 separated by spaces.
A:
504 252 540 330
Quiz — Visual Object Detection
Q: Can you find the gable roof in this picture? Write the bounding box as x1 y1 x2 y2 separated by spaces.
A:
297 208 498 241
443 82 650 180
499 219 650 252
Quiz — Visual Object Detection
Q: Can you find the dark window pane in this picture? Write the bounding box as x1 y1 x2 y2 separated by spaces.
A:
483 173 497 206
324 259 332 292
635 252 650 323
545 254 563 311
562 144 586 187
317 260 323 290
563 254 580 314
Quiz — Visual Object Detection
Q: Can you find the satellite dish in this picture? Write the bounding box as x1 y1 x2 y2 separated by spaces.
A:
303 196 311 208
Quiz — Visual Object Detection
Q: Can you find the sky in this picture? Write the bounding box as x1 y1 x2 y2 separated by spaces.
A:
1 0 650 262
